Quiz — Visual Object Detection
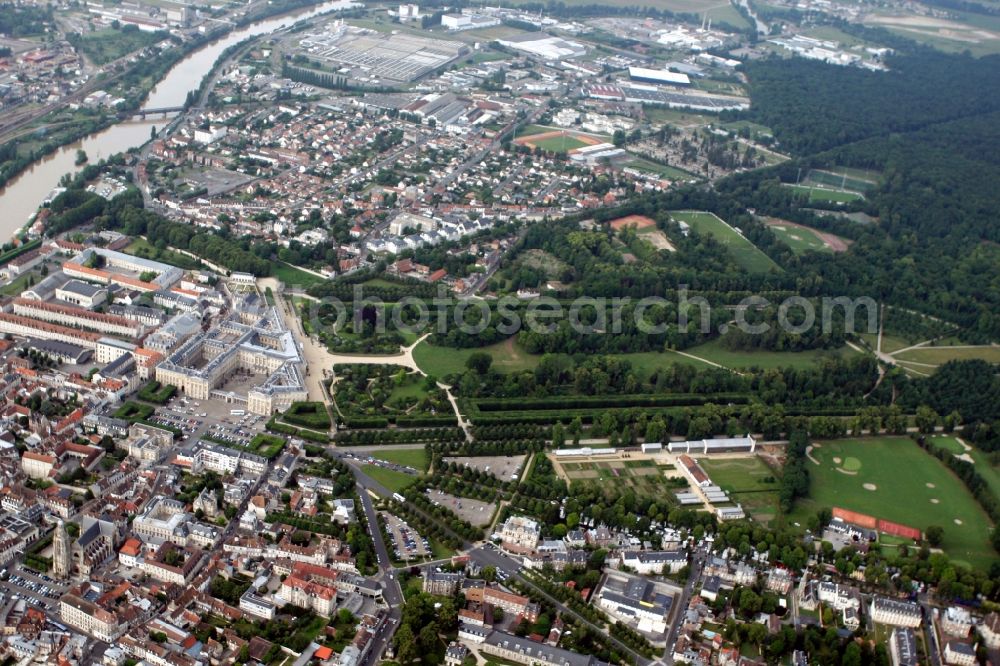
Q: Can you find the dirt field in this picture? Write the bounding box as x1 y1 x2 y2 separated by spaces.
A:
443 454 527 482
867 13 999 43
641 229 677 252
762 217 851 252
426 489 497 526
610 214 657 231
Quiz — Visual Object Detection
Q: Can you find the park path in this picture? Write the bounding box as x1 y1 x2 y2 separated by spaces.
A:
260 276 474 434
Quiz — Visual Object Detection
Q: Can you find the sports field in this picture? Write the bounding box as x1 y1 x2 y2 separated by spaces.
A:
784 183 865 204
929 435 1000 501
700 456 781 524
763 218 850 254
791 437 995 568
670 210 779 273
514 126 605 153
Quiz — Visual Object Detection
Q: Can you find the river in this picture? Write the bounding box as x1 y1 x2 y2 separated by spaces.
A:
0 0 357 240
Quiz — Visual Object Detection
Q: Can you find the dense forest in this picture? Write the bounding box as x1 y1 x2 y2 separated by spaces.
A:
0 3 53 36
714 48 1000 341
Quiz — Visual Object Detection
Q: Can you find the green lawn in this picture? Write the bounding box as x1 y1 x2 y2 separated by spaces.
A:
0 271 35 296
76 27 166 65
767 223 834 254
682 337 859 371
894 345 1000 365
414 335 730 378
413 337 541 377
929 435 1000 502
701 456 778 493
670 210 779 273
784 183 865 204
790 437 996 568
701 456 781 524
124 237 201 270
360 464 418 493
368 448 429 472
414 333 853 378
861 333 911 355
273 263 326 288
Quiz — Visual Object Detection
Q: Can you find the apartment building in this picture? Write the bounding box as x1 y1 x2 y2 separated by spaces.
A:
620 550 687 575
871 597 922 628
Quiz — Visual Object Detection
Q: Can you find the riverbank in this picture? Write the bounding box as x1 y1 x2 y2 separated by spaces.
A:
0 0 360 241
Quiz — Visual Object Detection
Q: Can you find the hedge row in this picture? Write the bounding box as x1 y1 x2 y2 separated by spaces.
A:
472 392 750 412
334 427 463 446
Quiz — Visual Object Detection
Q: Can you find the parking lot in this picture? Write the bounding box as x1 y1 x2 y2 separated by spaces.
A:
442 455 527 482
381 511 430 561
0 564 69 613
426 489 497 527
150 395 268 445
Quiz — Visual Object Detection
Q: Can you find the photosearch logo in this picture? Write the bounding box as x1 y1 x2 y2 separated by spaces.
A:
293 283 879 339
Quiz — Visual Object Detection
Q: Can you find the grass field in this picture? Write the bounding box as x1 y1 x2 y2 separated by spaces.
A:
790 437 995 568
700 456 781 524
533 135 592 152
894 345 1000 365
124 238 202 269
414 334 853 378
767 223 834 254
76 27 165 65
670 210 779 273
273 263 326 288
368 449 429 472
860 333 911 355
682 338 858 371
929 436 1000 503
413 337 541 377
361 464 418 493
785 183 865 204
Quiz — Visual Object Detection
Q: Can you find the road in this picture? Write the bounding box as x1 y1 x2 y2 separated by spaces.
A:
466 545 655 666
355 483 404 666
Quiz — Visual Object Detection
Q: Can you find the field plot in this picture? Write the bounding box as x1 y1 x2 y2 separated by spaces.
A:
784 183 865 204
426 489 497 526
555 457 678 499
700 456 781 524
791 437 995 568
762 218 850 254
670 210 779 273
